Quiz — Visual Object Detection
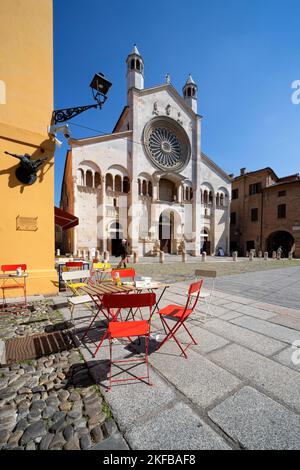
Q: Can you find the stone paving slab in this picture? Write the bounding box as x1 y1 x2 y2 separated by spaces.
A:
204 319 285 356
218 311 244 321
90 365 176 431
268 314 300 331
231 316 300 345
209 343 300 412
176 325 230 354
149 343 241 410
224 304 276 320
208 386 300 450
254 302 300 318
126 402 231 450
273 346 300 372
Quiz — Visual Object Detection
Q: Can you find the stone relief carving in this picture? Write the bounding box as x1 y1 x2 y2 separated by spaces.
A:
177 111 183 126
165 104 171 116
152 102 159 115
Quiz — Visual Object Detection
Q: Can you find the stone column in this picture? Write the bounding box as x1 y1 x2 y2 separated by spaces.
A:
133 251 139 264
272 251 277 259
178 184 182 204
249 251 254 261
128 178 140 254
258 251 262 258
264 252 268 260
98 176 107 253
202 252 207 262
288 252 293 260
159 250 165 263
233 251 238 261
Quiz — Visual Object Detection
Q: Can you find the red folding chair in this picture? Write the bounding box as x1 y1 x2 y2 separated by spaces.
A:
111 268 135 283
65 261 84 271
1 264 27 309
156 280 203 359
101 292 156 391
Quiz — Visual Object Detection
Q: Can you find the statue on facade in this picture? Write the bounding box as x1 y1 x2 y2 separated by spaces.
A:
153 239 161 256
178 239 186 254
5 151 48 185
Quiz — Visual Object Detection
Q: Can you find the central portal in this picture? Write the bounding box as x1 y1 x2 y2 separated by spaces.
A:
159 211 174 253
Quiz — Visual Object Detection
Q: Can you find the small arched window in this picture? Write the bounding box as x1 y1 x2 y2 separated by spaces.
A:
204 190 208 204
106 173 113 191
220 194 224 206
94 172 101 188
130 58 135 69
142 180 147 196
190 188 193 200
123 176 130 193
192 88 195 97
209 191 213 203
136 59 140 70
188 88 191 97
185 187 189 201
115 175 122 192
148 181 153 197
77 168 84 186
138 179 141 195
86 170 93 188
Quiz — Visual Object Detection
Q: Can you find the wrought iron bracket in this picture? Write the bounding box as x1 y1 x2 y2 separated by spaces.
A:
52 92 107 124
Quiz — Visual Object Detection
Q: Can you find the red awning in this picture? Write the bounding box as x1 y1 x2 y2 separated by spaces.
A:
55 207 79 230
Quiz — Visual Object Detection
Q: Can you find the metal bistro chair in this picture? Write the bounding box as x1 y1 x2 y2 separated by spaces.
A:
1 264 27 309
62 270 94 326
101 292 156 391
111 268 135 283
156 280 203 358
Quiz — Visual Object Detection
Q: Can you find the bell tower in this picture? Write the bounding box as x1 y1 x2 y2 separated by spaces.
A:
183 74 198 113
126 44 144 92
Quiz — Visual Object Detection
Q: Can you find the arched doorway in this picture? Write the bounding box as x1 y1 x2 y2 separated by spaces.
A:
109 222 123 256
159 212 174 253
200 229 211 255
266 231 294 257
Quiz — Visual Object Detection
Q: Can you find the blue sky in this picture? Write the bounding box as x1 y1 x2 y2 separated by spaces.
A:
53 0 300 205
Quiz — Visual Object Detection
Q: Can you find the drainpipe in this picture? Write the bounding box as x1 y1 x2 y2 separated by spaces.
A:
260 190 264 252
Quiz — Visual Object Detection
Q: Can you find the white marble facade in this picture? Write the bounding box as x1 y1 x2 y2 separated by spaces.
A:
61 46 231 257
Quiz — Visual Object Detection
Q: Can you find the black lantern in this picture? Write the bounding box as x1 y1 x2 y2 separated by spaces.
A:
52 72 112 124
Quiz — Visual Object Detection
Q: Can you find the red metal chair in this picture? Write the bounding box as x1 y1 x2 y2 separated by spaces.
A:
1 264 27 308
65 261 84 270
156 280 203 358
111 268 135 283
101 292 156 391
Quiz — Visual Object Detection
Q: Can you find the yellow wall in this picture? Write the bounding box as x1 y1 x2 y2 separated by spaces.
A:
0 0 58 296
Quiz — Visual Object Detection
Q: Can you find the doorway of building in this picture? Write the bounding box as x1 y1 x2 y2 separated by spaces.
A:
266 231 294 258
159 212 174 253
200 229 211 255
109 222 123 256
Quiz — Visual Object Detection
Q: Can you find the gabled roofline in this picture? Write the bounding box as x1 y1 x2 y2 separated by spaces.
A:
263 178 300 191
232 167 279 182
201 152 232 183
69 130 133 147
60 148 72 207
133 83 202 119
112 106 129 133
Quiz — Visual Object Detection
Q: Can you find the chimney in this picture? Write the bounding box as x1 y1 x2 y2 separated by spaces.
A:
240 168 246 176
228 173 234 179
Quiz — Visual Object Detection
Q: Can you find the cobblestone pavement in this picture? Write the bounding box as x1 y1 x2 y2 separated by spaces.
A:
61 266 300 450
0 300 123 450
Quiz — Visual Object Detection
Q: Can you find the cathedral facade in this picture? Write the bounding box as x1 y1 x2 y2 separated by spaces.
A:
60 46 231 257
